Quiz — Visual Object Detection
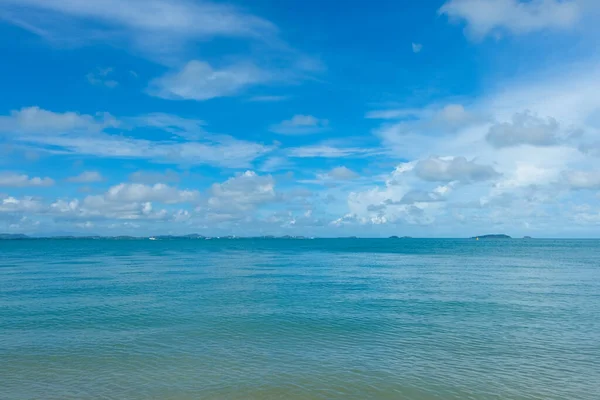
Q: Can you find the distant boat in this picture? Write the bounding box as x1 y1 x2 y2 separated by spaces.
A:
149 237 157 241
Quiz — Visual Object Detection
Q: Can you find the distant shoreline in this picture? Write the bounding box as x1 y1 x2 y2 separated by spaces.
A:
1 234 591 241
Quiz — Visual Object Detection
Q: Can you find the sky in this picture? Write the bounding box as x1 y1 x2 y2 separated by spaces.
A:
1 0 600 238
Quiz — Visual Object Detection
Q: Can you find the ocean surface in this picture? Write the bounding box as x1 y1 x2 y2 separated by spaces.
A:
1 239 599 400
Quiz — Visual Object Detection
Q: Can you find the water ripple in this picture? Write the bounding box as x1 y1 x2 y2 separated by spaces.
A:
1 239 599 399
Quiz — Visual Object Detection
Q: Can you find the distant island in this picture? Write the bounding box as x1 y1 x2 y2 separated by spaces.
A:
0 234 311 240
523 236 533 239
1 233 520 241
0 233 29 240
471 234 512 239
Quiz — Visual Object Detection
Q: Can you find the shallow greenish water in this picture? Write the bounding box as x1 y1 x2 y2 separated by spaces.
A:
1 239 599 399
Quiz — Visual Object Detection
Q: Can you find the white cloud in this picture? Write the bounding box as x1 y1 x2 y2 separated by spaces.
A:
398 190 445 204
0 196 43 212
1 0 277 61
365 108 422 120
318 166 359 181
67 171 103 183
33 134 271 168
47 182 198 222
258 156 294 172
434 104 475 126
148 60 271 101
0 106 117 134
374 105 486 160
1 107 273 168
356 58 600 235
414 156 500 183
0 173 54 187
412 42 423 53
345 188 439 227
208 171 276 213
248 95 289 102
129 170 180 184
128 113 206 138
486 111 562 148
562 170 600 189
269 115 329 135
76 221 94 229
106 183 197 204
51 197 171 221
1 1 322 103
494 161 562 190
579 141 600 157
87 67 118 88
287 145 382 158
439 0 580 39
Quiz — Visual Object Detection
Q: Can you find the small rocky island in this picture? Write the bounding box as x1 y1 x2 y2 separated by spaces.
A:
471 234 512 239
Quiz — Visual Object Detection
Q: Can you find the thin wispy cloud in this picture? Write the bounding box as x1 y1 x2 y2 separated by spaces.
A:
86 67 118 88
248 95 290 102
440 0 580 39
0 107 273 168
270 115 329 135
0 173 54 187
148 60 272 101
0 0 278 61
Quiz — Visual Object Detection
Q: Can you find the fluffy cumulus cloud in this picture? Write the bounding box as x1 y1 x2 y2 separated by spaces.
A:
0 196 43 213
0 173 54 187
105 183 197 204
335 162 460 229
439 0 581 39
562 170 600 190
347 55 600 236
373 104 487 159
208 171 276 213
5 182 199 228
486 111 563 148
414 157 500 183
50 197 171 222
269 115 330 135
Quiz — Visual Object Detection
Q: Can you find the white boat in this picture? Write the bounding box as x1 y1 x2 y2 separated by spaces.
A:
149 237 157 241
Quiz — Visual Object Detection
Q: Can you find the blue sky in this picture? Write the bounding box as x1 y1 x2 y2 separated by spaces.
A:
1 0 600 237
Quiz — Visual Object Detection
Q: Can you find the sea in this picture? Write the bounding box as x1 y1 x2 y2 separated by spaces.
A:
1 238 599 399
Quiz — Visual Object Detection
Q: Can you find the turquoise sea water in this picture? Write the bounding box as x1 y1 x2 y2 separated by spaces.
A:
1 239 599 399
